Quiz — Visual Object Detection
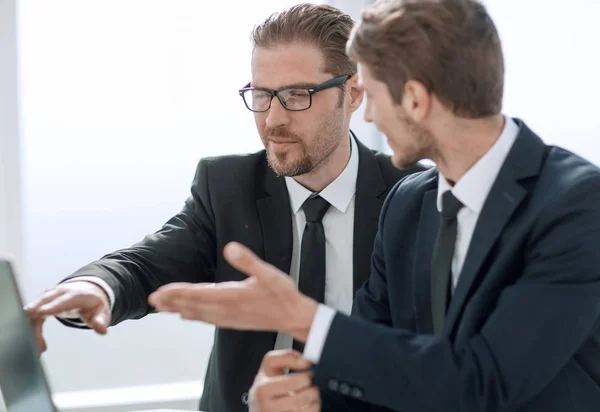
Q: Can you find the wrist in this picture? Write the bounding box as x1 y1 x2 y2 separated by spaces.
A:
287 296 318 343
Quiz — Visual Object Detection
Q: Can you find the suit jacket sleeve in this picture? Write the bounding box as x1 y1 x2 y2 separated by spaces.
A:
317 172 600 412
60 159 217 327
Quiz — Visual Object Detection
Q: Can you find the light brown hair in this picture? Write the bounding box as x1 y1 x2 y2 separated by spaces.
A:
348 0 504 118
251 3 357 77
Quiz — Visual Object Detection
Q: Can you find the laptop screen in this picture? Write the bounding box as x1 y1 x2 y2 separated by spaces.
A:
0 260 56 412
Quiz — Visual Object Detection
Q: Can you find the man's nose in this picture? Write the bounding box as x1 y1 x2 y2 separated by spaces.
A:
265 97 291 128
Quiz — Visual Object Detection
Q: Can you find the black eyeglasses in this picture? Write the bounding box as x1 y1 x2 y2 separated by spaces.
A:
239 75 350 112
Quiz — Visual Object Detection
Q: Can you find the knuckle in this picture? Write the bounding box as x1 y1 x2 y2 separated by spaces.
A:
266 349 284 361
294 372 312 388
58 283 74 292
168 290 181 299
292 392 310 409
249 386 263 406
303 372 314 385
262 350 293 373
295 387 319 409
262 353 277 369
254 382 271 402
248 387 257 403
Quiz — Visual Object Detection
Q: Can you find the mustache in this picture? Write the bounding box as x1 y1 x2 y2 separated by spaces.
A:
265 127 300 141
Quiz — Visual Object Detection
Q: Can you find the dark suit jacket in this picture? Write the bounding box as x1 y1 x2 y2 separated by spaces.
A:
317 120 600 412
60 135 426 412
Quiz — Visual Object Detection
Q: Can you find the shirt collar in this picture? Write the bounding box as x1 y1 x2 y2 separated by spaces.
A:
286 133 359 214
437 116 520 213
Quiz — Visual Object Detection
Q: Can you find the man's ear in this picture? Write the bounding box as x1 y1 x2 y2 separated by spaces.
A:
346 74 364 113
402 80 431 122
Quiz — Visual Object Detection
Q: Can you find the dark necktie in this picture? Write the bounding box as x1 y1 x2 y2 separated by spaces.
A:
293 194 330 352
431 190 463 335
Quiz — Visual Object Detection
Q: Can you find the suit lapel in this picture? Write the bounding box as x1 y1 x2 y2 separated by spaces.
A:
255 157 293 353
256 158 293 274
444 178 527 333
445 121 547 333
413 188 439 333
353 137 387 294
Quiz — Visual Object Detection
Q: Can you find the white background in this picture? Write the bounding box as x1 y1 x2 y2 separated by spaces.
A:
1 0 598 398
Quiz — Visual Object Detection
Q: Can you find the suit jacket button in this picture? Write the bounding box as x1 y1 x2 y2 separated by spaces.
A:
328 379 339 391
351 388 363 398
241 392 249 405
339 383 351 395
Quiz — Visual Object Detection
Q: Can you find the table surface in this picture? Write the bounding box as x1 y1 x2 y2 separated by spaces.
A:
134 410 200 412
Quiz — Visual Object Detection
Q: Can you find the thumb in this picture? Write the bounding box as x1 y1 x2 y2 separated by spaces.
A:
262 350 312 377
82 310 110 335
224 242 280 285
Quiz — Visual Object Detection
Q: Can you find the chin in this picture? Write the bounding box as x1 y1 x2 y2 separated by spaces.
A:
391 152 420 169
268 156 306 177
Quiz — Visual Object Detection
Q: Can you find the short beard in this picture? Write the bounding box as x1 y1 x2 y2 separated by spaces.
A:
266 149 313 177
264 97 346 177
392 110 434 168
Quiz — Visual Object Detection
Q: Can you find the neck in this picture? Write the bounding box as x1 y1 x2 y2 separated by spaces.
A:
293 133 351 192
431 114 505 183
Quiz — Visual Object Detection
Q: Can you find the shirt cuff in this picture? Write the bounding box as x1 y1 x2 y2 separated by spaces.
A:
303 304 336 364
61 275 116 318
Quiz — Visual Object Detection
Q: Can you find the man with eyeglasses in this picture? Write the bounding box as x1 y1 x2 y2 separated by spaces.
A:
24 3 425 412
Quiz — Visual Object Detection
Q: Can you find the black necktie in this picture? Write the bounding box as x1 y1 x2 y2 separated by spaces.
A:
431 191 463 335
293 195 330 352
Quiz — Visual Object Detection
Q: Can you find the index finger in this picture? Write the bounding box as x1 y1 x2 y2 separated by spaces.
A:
32 293 90 318
261 350 312 377
24 288 66 317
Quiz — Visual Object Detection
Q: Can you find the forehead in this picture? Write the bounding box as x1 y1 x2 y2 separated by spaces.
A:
251 43 328 89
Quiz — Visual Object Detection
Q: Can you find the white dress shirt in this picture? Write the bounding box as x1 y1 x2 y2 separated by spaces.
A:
303 117 520 363
62 136 360 341
274 135 359 351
